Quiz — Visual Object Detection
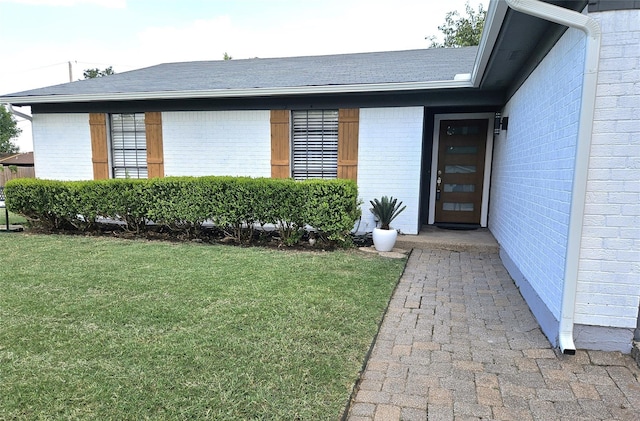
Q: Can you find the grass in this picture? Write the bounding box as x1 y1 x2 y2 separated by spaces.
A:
0 209 28 226
0 234 405 420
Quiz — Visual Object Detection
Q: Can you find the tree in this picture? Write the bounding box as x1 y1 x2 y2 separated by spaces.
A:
83 66 115 79
427 1 486 48
0 105 21 153
223 52 232 60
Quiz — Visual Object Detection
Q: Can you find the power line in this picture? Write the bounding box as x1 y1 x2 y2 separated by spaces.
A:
2 61 70 75
2 60 141 77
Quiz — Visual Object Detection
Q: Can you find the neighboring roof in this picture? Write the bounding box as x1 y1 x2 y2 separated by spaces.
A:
0 152 34 166
0 48 478 104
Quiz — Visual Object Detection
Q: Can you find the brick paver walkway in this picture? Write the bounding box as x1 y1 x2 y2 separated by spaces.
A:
348 249 640 420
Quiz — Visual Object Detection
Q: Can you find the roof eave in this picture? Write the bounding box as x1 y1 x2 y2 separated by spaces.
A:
0 80 474 105
470 0 510 88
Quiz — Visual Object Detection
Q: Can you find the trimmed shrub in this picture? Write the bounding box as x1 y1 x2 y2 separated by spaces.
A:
259 179 306 246
210 177 262 243
4 176 360 247
4 178 68 229
146 177 209 235
303 179 362 246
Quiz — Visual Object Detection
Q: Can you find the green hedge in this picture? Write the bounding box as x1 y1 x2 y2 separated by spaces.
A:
4 177 361 246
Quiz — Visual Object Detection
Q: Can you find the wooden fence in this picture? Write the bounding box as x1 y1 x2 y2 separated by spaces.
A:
0 166 35 187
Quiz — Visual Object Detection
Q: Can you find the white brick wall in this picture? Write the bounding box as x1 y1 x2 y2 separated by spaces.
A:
29 110 425 239
162 111 271 177
576 9 640 329
163 108 424 233
358 107 423 235
32 113 93 180
490 27 586 320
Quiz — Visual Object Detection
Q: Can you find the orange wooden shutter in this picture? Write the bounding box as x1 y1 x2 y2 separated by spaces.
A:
89 113 109 180
145 112 164 178
270 110 290 178
338 108 359 181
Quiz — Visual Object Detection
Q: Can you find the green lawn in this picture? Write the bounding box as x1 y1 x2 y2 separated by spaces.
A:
0 234 405 420
0 209 28 226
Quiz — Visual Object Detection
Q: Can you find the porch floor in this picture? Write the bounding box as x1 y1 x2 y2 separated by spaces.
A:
395 225 499 253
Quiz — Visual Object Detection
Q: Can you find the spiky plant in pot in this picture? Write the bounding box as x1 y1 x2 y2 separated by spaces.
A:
369 196 406 230
369 196 406 252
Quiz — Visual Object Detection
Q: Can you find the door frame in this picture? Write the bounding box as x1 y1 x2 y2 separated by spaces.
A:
428 113 495 227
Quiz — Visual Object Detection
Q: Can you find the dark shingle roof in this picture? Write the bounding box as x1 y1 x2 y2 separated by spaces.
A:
2 47 478 100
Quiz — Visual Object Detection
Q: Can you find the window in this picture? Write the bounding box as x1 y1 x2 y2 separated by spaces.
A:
110 113 147 178
291 110 338 180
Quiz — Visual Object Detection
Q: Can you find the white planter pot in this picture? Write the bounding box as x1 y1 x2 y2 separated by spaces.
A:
372 227 398 252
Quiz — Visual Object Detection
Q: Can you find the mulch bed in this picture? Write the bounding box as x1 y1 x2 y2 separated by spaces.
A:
23 222 374 251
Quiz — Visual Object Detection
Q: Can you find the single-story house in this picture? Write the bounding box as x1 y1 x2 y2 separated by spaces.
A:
1 0 638 354
0 152 35 186
0 152 34 168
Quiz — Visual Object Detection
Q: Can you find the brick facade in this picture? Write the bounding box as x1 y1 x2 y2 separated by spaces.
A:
491 8 640 352
31 107 425 235
162 111 271 177
490 27 586 328
358 107 424 235
576 9 640 331
32 113 93 180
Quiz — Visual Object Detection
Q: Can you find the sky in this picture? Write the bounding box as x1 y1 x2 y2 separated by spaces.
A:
0 0 484 152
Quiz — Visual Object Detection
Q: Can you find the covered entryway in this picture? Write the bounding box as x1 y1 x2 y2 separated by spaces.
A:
428 113 495 227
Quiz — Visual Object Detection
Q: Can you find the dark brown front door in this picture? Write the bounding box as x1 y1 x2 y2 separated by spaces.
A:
435 119 488 225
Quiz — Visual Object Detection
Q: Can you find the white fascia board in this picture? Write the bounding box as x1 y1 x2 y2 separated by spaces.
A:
471 0 510 87
0 79 474 105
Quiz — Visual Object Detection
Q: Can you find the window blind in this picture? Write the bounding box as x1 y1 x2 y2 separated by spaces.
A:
111 113 148 179
291 110 338 180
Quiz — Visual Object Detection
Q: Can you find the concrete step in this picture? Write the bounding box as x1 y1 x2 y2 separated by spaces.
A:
395 226 499 253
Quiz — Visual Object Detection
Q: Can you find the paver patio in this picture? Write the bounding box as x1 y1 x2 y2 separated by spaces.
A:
347 248 640 420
